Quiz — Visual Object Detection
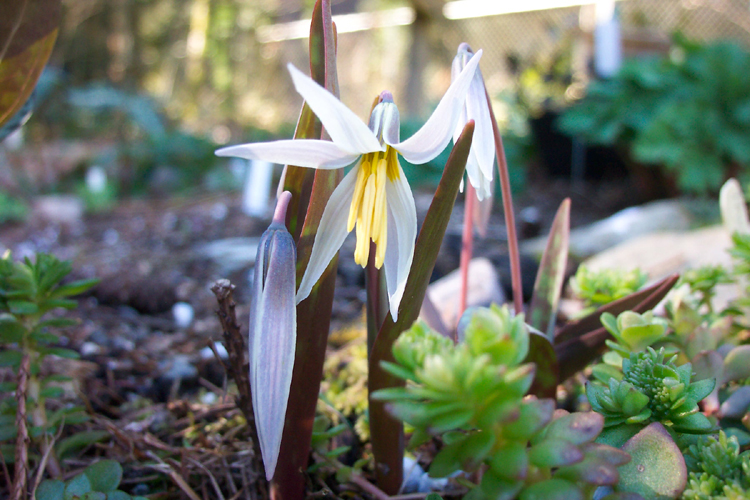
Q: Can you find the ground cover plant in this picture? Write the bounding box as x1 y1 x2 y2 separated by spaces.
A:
2 1 750 500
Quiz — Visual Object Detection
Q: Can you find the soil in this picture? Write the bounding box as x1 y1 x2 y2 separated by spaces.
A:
0 175 637 498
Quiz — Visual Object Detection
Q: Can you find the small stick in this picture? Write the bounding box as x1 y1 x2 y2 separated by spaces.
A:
11 353 30 500
485 89 523 315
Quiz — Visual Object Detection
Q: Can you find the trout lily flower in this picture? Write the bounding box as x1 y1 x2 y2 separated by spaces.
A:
217 51 481 319
453 43 494 202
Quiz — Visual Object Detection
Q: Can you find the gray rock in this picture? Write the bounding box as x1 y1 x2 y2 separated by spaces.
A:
32 195 83 225
195 237 260 274
423 257 505 331
159 354 198 381
522 199 695 259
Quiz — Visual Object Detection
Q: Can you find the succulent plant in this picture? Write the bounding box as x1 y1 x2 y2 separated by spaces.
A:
588 347 716 445
570 266 647 311
682 431 750 499
373 305 633 499
591 311 670 384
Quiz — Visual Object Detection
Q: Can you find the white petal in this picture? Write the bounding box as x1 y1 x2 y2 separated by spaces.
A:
216 139 359 169
296 166 359 303
287 64 383 155
465 70 495 182
391 49 482 164
383 165 417 320
252 231 297 481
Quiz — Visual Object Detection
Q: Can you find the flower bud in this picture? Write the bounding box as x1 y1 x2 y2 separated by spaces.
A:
249 191 297 480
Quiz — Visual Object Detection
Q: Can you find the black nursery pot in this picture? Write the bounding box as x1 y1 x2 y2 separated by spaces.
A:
529 110 628 181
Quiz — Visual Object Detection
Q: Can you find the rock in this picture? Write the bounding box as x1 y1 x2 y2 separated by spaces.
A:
172 302 194 329
522 199 695 259
581 225 737 310
32 195 84 224
159 354 198 381
424 257 505 331
401 457 425 493
195 237 260 274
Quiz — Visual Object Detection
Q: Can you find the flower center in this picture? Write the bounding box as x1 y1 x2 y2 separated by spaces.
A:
348 146 400 268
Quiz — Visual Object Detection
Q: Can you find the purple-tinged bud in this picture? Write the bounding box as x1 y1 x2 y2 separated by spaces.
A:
249 190 297 480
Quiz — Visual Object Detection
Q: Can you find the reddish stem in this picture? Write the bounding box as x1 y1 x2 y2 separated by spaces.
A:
485 90 523 315
457 183 476 336
273 191 293 225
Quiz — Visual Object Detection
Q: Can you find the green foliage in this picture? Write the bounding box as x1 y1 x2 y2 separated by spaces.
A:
558 38 750 194
678 266 732 309
373 305 631 499
0 191 28 224
588 347 716 445
570 266 647 312
592 310 669 382
682 431 750 499
0 252 99 463
35 459 147 500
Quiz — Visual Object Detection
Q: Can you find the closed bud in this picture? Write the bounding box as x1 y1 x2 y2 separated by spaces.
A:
249 191 297 481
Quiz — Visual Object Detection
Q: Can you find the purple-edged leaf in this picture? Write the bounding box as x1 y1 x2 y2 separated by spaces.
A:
722 345 750 384
369 121 475 494
616 423 687 499
525 331 559 399
554 275 679 381
528 199 570 341
0 0 61 130
556 275 678 344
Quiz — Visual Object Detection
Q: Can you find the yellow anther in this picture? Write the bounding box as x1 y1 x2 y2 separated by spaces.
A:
348 161 369 232
349 147 399 268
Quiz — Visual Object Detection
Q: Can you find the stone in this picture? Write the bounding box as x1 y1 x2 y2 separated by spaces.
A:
522 199 695 259
32 195 84 224
423 257 505 331
195 237 260 274
172 302 194 329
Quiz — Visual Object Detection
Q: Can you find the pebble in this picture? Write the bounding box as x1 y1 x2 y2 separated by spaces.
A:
172 302 195 329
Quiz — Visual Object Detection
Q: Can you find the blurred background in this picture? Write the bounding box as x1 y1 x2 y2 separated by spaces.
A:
3 0 750 215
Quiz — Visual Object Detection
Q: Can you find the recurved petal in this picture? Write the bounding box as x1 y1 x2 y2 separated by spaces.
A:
383 165 417 320
216 139 358 170
287 64 383 155
251 229 297 481
296 166 360 303
465 69 495 182
392 49 482 164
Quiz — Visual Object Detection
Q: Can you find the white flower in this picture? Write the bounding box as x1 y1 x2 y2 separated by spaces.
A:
217 52 481 319
452 43 494 202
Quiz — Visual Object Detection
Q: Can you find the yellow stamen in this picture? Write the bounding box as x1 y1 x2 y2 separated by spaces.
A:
347 161 369 232
349 146 400 268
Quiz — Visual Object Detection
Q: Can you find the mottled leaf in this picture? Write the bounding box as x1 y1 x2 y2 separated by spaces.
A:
528 199 570 340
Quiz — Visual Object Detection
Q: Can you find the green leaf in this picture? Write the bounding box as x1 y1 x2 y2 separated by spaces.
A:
528 199 570 340
50 279 99 299
488 441 528 481
8 300 38 315
37 318 78 329
0 313 26 342
0 424 18 441
64 473 93 499
56 430 110 459
40 347 79 359
368 120 476 492
686 378 715 403
528 438 584 468
543 412 604 445
0 349 22 367
519 478 583 500
722 345 750 383
36 480 65 500
30 330 59 344
39 386 64 398
84 460 123 492
616 423 687 499
524 331 559 399
105 492 130 500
